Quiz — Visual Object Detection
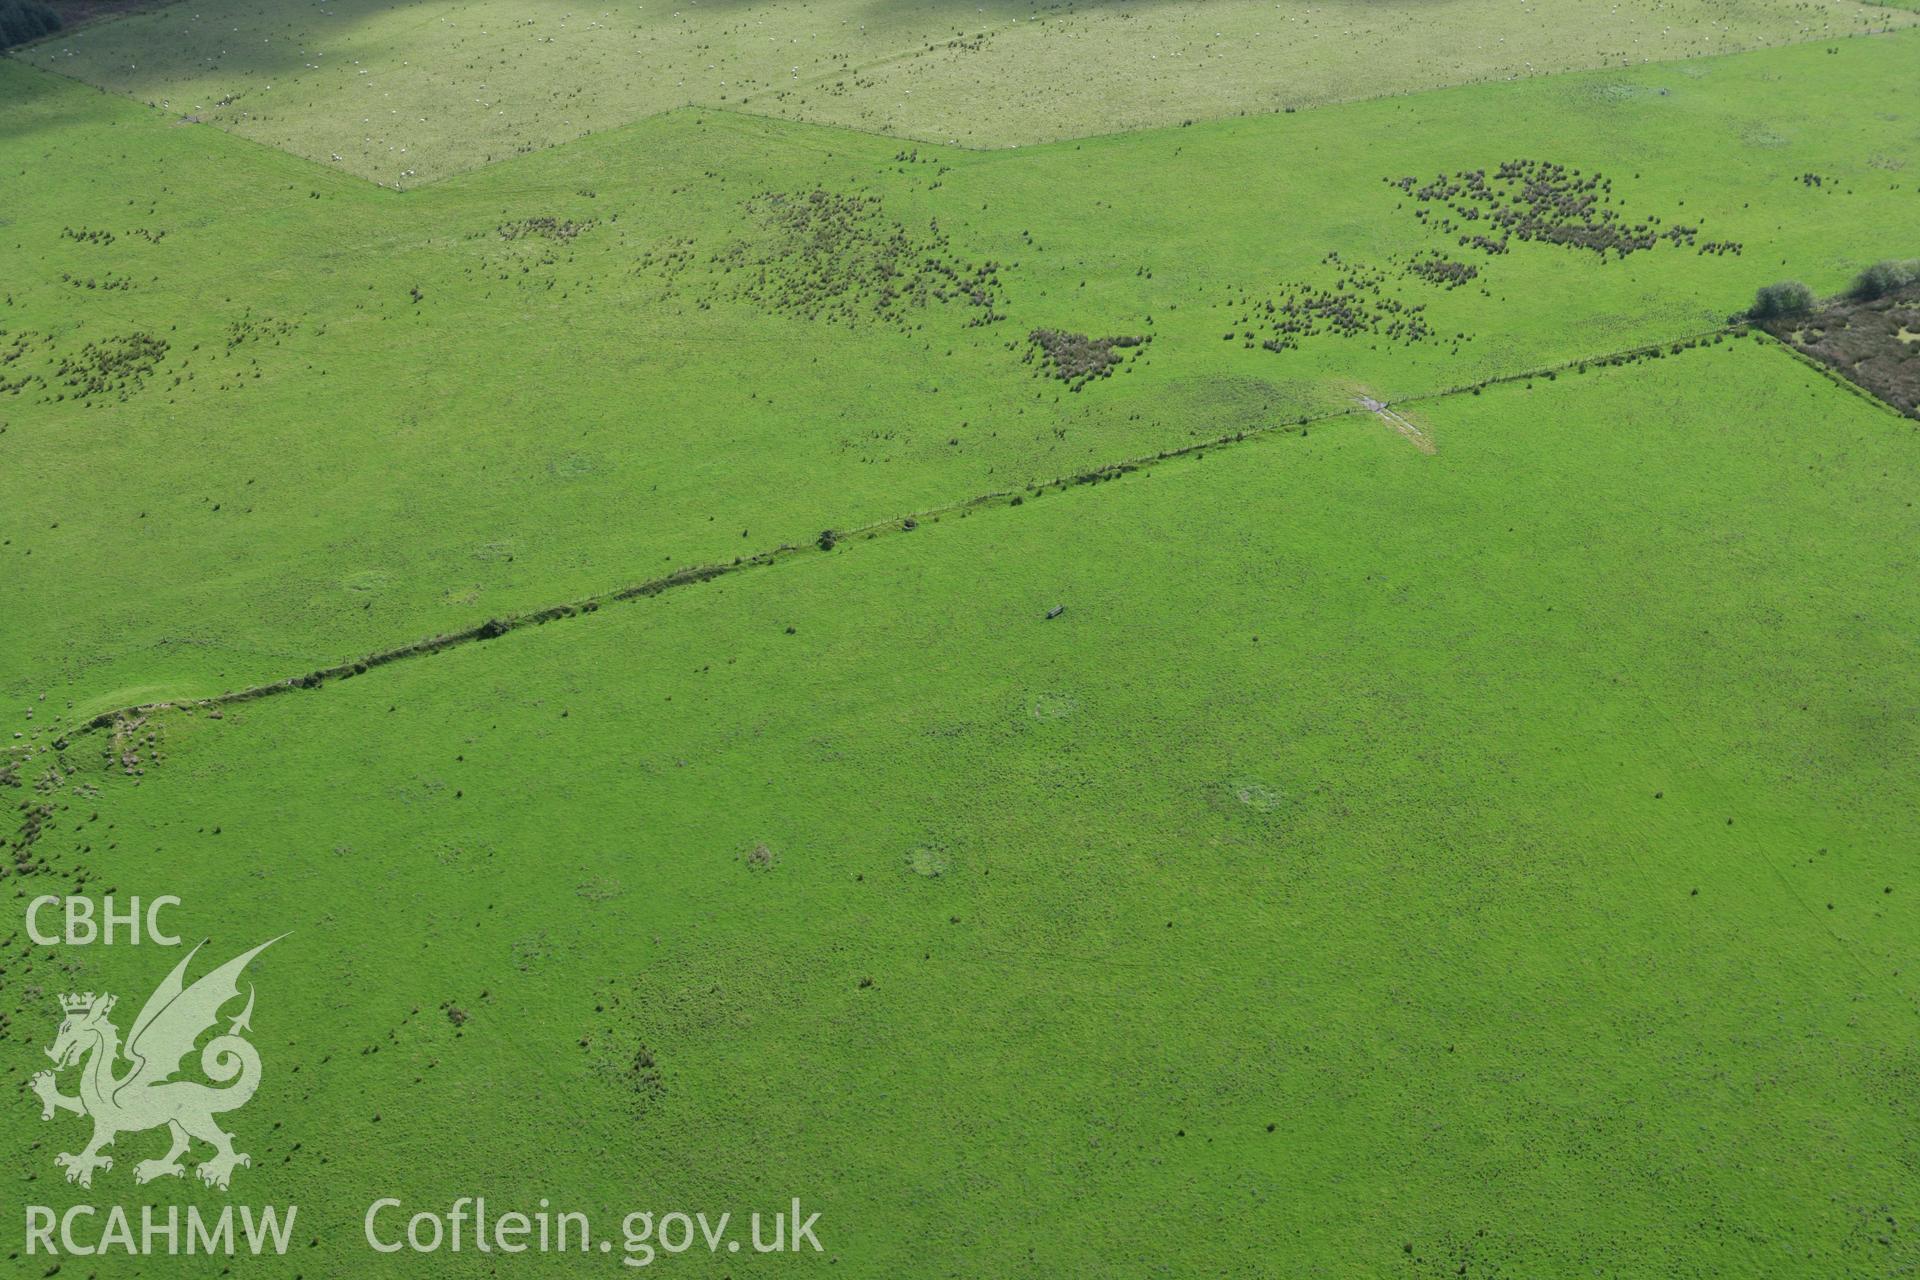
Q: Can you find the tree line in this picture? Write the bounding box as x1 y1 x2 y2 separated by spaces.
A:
0 0 61 51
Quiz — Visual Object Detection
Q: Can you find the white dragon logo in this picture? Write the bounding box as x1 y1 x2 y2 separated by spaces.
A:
29 937 280 1191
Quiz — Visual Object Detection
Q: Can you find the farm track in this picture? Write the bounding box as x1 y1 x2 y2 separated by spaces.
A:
1357 395 1435 453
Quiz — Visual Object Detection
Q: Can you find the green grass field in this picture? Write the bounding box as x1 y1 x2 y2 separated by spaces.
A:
4 2 1917 1274
5 31 1920 742
7 340 1916 1275
18 0 1914 183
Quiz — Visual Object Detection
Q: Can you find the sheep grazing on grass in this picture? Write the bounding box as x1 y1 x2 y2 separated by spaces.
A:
701 188 1006 332
1252 254 1437 354
1384 160 1733 262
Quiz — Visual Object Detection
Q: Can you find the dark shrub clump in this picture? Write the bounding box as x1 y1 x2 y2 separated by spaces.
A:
0 0 59 50
1749 280 1815 321
1851 259 1920 301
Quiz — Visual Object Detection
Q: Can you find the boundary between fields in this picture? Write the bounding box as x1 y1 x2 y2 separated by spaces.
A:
9 323 1759 759
9 20 1916 193
11 321 1918 875
14 322 1895 772
1749 325 1920 422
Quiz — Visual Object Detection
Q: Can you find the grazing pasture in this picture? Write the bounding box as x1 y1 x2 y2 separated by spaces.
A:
4 31 1919 739
5 0 1918 1270
7 341 1915 1277
16 0 1914 183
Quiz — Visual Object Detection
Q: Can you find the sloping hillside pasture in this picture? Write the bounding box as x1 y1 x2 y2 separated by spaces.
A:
4 33 1919 741
18 0 1913 184
6 342 1915 1277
